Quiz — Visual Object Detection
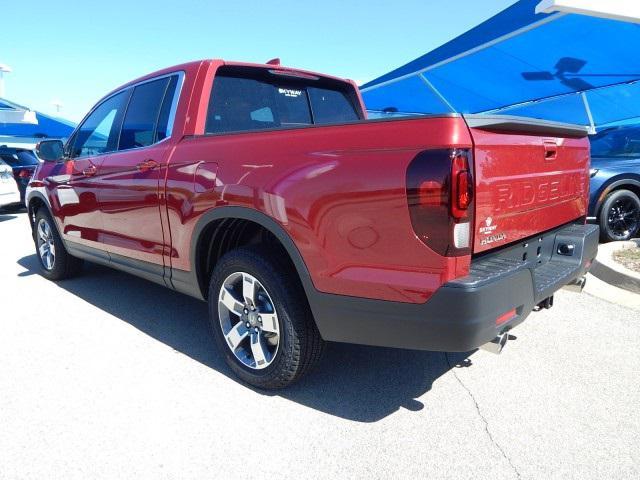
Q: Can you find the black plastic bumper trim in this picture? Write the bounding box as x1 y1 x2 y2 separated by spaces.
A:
309 223 599 351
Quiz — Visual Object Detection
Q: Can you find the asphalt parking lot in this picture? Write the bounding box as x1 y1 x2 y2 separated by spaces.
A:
1 209 639 480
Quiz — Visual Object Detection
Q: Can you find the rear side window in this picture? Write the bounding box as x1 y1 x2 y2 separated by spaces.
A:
308 87 359 124
205 67 361 134
155 75 179 142
119 77 170 150
0 149 39 166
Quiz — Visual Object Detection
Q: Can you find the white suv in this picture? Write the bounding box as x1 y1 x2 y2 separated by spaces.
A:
0 159 20 209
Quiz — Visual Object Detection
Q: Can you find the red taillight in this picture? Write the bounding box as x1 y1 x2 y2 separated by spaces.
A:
406 148 474 256
18 169 32 179
451 153 473 219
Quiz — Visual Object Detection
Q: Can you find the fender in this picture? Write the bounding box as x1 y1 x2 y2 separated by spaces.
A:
171 206 317 302
25 188 53 235
592 176 640 218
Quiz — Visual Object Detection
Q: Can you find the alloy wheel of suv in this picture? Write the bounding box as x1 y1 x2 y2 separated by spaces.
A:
600 189 640 242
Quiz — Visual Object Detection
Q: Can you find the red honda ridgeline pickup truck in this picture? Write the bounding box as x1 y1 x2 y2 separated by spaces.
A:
29 59 598 388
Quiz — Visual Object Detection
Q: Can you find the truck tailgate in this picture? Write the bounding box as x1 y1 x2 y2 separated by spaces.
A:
465 115 591 253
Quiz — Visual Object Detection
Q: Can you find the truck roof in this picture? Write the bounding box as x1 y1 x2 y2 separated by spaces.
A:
103 59 354 103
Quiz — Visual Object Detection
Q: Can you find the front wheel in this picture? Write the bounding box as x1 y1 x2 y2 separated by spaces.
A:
208 246 324 389
33 209 83 280
599 189 640 242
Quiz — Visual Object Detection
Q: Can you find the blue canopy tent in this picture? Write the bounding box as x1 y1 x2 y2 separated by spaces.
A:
361 0 640 132
0 98 75 139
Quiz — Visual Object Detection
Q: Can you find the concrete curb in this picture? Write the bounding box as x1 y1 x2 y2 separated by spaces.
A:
584 273 640 311
590 239 640 294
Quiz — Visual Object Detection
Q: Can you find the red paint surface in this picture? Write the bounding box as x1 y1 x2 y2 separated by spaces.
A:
471 129 590 253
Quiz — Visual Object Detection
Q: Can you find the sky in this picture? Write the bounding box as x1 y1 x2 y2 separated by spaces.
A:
1 0 516 123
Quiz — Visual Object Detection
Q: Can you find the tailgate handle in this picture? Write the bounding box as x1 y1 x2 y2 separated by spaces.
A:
544 141 557 160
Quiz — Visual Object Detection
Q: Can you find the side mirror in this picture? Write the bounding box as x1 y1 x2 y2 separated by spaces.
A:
36 140 65 162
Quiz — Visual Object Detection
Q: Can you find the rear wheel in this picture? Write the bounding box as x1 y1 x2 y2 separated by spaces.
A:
208 246 324 389
599 189 640 242
33 209 83 280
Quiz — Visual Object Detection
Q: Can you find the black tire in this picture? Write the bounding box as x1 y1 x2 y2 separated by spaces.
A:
208 245 324 389
33 209 83 280
599 189 640 242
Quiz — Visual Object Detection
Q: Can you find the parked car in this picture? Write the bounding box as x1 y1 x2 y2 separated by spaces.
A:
27 59 597 389
0 146 40 205
588 125 640 241
0 158 21 210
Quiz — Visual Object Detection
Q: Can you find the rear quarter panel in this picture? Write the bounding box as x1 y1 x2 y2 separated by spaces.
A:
165 117 473 303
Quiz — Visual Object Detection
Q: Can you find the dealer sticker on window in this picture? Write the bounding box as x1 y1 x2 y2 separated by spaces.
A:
278 88 302 98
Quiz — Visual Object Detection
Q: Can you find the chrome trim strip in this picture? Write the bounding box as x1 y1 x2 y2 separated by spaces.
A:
165 72 185 139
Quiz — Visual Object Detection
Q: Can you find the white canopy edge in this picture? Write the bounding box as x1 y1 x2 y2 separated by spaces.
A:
0 109 38 125
0 136 39 149
536 0 640 24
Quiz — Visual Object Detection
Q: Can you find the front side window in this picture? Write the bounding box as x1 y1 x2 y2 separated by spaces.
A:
70 91 128 158
119 77 170 150
205 67 361 134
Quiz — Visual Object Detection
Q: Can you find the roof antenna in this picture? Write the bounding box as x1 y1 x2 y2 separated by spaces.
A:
266 58 281 66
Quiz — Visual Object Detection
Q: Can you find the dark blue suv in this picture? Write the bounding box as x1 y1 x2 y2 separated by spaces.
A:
589 125 640 242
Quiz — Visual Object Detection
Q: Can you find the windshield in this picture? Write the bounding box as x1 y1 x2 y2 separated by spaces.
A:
590 126 640 157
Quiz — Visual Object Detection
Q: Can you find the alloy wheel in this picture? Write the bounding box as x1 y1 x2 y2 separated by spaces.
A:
218 272 280 370
37 218 56 270
607 197 640 240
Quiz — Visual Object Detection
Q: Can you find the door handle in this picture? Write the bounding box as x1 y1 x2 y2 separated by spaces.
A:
543 141 557 161
82 164 97 176
137 159 159 172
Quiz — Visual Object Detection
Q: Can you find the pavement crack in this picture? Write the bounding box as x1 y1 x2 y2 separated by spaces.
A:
445 353 522 480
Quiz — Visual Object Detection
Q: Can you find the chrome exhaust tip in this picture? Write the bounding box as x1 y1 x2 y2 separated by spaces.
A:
480 332 509 355
563 276 586 293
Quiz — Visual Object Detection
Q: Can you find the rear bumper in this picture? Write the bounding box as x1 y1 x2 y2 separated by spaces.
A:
311 223 599 351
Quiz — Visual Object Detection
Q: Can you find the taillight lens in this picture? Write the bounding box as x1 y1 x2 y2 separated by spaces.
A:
406 148 474 256
18 169 32 179
451 152 473 219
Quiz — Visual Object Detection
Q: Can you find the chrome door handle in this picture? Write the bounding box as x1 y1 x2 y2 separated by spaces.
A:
82 164 97 176
137 159 158 172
